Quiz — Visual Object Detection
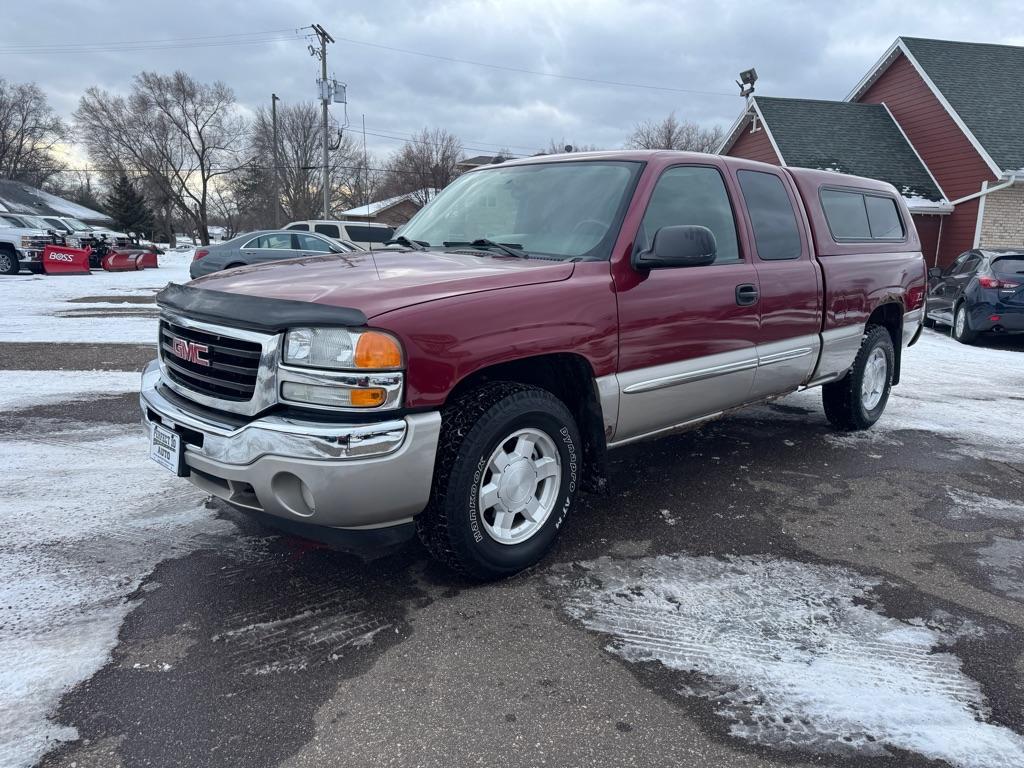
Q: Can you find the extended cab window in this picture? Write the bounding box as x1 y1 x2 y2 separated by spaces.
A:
737 170 801 261
640 166 740 264
314 224 340 238
821 189 905 242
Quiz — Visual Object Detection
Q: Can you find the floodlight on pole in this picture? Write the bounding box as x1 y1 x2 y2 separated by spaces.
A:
736 68 757 98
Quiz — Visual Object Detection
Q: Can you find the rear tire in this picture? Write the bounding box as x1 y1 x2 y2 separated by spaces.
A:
952 302 978 345
416 382 581 580
0 248 19 275
822 325 895 431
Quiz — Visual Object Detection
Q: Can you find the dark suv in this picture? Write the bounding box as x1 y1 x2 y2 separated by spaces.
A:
925 249 1024 344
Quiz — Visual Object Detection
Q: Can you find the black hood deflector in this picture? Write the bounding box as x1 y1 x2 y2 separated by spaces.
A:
156 283 367 332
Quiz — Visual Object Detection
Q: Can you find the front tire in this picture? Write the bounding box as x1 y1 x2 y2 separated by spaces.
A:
952 302 978 345
822 325 895 431
417 382 581 580
0 249 19 275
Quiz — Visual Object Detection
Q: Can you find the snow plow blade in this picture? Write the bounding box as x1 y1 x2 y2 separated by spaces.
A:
42 244 91 275
101 252 141 271
137 251 159 268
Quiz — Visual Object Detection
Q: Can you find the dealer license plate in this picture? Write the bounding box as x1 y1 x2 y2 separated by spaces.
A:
150 423 185 476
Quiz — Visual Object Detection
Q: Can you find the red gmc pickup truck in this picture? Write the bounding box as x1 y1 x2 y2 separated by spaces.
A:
142 150 926 579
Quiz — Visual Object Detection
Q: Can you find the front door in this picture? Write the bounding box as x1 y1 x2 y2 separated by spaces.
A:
928 251 981 320
612 162 761 444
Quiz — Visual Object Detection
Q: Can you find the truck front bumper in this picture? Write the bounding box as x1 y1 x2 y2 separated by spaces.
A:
140 361 441 530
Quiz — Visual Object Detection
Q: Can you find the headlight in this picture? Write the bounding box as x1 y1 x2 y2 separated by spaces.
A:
283 328 402 371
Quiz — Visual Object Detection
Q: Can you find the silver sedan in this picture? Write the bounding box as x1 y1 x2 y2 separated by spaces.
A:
188 230 358 279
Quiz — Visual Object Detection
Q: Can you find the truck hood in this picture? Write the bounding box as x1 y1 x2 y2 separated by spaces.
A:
190 249 576 319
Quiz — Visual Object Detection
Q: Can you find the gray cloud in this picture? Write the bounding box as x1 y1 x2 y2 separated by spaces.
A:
5 0 1023 160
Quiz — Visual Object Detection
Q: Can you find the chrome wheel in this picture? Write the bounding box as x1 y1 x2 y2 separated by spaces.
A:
0 252 14 273
479 427 561 545
954 306 967 337
860 347 888 411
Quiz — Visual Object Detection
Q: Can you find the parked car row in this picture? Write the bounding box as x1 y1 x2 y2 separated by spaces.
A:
0 213 137 275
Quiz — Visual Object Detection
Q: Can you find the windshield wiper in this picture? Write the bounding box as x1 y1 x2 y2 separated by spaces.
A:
385 235 428 250
444 239 528 258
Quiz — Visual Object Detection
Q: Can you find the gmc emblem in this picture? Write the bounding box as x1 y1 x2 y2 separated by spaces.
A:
170 338 210 366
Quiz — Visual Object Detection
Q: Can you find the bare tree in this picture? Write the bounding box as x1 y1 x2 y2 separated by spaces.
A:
0 79 68 187
245 101 373 222
75 71 246 244
625 112 724 153
382 128 463 205
544 138 602 154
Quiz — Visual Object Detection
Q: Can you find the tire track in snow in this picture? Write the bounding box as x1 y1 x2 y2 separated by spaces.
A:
558 554 1024 768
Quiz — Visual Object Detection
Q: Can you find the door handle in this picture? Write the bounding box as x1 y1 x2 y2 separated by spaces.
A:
735 283 759 306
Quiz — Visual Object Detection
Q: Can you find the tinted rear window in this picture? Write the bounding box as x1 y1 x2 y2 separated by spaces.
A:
285 223 308 231
344 225 394 243
820 189 905 242
737 170 802 261
865 195 904 238
993 256 1024 276
820 190 871 239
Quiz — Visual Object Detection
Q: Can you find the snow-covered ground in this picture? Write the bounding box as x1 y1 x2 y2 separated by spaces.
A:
0 370 142 410
774 330 1024 463
0 425 242 767
0 250 192 345
561 555 1024 768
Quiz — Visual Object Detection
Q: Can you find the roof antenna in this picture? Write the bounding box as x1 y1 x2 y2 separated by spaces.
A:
737 68 757 98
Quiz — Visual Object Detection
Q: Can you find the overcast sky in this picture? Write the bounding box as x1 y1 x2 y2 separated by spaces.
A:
5 0 1023 164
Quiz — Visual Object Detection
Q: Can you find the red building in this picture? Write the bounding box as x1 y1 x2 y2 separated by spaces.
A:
720 37 1024 267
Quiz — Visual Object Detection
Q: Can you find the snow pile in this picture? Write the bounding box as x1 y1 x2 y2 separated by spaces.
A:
0 370 141 410
0 251 192 345
781 331 1024 462
0 423 241 767
562 554 1024 767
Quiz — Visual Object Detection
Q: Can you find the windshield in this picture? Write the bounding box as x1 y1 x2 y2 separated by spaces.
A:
399 160 641 260
64 217 91 230
23 216 51 229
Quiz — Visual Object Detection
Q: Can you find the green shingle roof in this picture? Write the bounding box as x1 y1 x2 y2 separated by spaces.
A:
754 97 943 201
900 37 1024 173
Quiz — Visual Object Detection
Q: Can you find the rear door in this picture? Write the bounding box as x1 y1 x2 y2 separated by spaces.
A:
613 161 761 442
733 167 821 398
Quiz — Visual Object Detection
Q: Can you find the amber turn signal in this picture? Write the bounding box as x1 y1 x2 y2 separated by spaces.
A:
349 388 387 407
354 331 402 369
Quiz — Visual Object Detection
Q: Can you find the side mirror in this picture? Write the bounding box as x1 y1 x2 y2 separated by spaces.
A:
928 267 942 279
633 225 717 270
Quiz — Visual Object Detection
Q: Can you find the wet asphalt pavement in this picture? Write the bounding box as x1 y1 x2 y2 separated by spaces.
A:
5 332 1024 768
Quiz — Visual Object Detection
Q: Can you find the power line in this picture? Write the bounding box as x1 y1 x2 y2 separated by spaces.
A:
0 31 303 56
332 35 737 98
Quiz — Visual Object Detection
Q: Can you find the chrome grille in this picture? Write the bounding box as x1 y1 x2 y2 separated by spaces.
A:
159 320 262 402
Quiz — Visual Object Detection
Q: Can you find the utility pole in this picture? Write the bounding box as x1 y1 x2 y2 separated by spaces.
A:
310 23 334 220
271 93 281 228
